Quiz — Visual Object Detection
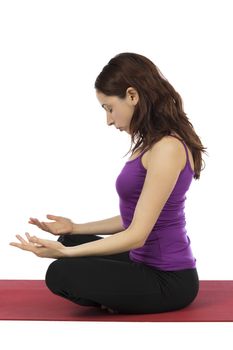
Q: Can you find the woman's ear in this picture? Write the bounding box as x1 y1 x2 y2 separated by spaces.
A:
126 87 139 106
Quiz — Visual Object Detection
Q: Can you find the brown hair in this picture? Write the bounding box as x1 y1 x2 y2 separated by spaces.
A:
95 52 208 180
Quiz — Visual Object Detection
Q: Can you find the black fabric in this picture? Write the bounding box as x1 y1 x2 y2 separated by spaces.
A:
45 234 199 314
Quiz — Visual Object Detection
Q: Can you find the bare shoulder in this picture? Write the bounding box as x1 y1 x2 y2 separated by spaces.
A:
146 135 185 171
157 134 182 144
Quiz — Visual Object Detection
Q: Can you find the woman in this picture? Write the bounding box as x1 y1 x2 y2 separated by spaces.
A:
10 52 208 315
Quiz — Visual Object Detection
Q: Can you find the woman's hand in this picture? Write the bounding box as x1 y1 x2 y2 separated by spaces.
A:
9 232 67 258
28 214 74 236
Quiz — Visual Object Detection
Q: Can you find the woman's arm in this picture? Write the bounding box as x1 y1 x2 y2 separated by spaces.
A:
10 228 143 258
65 228 142 257
72 215 125 235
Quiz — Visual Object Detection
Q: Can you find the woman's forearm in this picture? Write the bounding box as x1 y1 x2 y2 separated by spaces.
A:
71 215 125 235
64 228 142 257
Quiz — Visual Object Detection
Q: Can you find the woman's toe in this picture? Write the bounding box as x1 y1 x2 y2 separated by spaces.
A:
101 304 108 310
107 307 119 314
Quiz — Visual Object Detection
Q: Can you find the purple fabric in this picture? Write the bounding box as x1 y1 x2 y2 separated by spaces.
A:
115 137 197 271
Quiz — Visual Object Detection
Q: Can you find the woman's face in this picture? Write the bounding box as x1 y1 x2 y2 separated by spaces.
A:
96 87 139 134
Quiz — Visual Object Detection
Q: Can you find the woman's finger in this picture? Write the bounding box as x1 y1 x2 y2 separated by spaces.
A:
9 242 22 249
39 222 50 232
16 234 28 244
28 218 40 226
9 241 35 252
28 218 55 234
33 218 46 230
40 222 51 232
27 235 50 248
25 232 35 242
33 219 51 232
26 234 41 243
29 217 40 227
47 214 59 220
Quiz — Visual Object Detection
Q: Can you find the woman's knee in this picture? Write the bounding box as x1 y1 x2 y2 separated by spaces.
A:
45 259 64 294
45 257 87 294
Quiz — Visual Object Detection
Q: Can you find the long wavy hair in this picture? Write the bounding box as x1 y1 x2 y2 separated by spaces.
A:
94 52 208 180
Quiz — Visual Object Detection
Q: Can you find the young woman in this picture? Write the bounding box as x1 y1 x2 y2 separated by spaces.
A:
10 52 208 315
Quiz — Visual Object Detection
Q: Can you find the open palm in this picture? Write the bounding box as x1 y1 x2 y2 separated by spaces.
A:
28 214 73 235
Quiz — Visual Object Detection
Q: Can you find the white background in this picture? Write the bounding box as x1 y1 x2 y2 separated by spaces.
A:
0 0 232 348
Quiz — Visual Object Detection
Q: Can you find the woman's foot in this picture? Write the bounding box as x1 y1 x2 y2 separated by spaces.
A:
100 304 119 314
100 304 108 310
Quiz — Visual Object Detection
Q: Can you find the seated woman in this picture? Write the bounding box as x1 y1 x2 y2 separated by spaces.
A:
10 52 208 315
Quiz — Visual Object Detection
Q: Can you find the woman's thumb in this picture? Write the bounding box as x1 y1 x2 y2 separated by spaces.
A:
46 214 58 220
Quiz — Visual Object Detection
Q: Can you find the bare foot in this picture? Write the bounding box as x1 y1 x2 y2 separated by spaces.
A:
107 308 119 314
101 305 119 314
101 304 108 310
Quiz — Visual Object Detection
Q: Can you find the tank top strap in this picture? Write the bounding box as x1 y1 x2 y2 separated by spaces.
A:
140 148 148 156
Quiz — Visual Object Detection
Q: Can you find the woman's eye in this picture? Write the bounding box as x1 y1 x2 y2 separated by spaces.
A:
102 105 112 113
106 107 112 113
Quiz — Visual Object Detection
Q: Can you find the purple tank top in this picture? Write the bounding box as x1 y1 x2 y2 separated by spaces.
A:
115 136 197 271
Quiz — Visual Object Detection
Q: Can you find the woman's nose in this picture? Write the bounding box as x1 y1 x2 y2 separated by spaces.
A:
107 115 114 126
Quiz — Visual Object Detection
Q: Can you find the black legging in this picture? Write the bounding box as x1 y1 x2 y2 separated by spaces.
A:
45 233 199 314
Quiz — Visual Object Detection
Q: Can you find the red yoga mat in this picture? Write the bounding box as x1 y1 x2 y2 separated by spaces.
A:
0 280 233 322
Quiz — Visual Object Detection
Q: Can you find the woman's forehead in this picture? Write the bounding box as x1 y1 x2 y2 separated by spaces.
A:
96 91 118 105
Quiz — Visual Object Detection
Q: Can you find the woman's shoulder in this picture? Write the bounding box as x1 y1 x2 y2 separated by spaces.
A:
148 133 194 172
149 133 184 151
146 134 187 170
129 133 189 170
